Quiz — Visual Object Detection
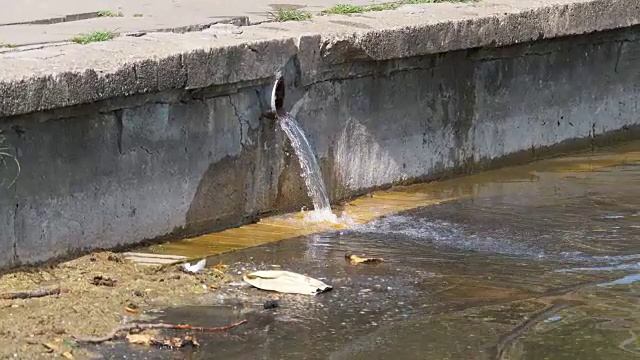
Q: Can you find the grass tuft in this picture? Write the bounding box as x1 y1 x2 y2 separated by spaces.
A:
72 31 116 45
322 4 366 14
323 0 479 15
322 2 398 14
97 10 124 17
367 3 400 11
270 8 313 22
402 0 478 3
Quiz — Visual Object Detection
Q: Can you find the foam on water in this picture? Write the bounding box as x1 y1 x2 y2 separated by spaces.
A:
351 214 546 257
303 208 339 223
302 208 357 226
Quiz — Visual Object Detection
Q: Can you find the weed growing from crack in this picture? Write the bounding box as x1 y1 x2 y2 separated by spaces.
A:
402 0 478 3
97 10 124 17
323 0 478 15
72 31 116 45
322 3 398 14
270 8 313 22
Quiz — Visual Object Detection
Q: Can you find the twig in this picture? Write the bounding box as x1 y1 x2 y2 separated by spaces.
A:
492 302 573 360
74 319 248 344
0 287 61 300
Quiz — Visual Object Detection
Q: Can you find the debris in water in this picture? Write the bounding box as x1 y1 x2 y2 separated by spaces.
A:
213 261 228 271
91 276 116 287
126 333 201 348
243 270 332 295
74 320 248 344
126 333 153 345
263 300 280 309
183 259 207 274
151 335 200 348
127 333 201 348
345 254 384 265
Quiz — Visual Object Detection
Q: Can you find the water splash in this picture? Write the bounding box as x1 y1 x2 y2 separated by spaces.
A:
279 113 337 223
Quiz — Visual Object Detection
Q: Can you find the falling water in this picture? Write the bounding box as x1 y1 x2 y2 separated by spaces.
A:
279 113 337 222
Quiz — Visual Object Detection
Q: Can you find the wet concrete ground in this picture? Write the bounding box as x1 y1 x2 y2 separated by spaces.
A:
99 142 640 359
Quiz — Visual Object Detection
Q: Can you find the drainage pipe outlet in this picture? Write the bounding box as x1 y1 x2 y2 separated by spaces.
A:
261 76 285 120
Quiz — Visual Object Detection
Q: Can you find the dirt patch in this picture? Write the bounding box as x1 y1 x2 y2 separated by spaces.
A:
0 252 229 359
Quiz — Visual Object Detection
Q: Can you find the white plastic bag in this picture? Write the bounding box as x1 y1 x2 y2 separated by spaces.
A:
183 259 206 273
243 270 332 296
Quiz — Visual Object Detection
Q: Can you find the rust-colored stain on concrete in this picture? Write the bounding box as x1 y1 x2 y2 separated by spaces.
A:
131 142 640 264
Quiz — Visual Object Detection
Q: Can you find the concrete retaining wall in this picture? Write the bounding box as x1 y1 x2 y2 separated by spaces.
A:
1 0 639 268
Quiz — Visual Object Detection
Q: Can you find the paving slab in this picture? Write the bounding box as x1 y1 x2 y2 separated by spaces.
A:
1 0 388 46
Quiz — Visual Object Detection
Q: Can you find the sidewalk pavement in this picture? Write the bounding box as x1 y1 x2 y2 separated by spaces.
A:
1 0 389 46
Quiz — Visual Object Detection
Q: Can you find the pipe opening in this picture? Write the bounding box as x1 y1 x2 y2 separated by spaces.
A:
261 75 287 120
272 76 286 114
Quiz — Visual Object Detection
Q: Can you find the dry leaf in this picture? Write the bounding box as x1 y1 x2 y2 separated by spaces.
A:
126 333 153 346
42 342 59 353
62 351 74 359
186 335 200 347
345 254 384 265
126 334 200 348
125 307 138 313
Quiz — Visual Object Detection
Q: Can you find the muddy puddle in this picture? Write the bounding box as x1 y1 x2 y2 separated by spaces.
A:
62 142 640 359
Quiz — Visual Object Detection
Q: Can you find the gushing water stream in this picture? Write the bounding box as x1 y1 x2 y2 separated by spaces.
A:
278 113 337 222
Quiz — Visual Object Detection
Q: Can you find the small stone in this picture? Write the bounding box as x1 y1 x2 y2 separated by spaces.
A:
263 300 280 309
